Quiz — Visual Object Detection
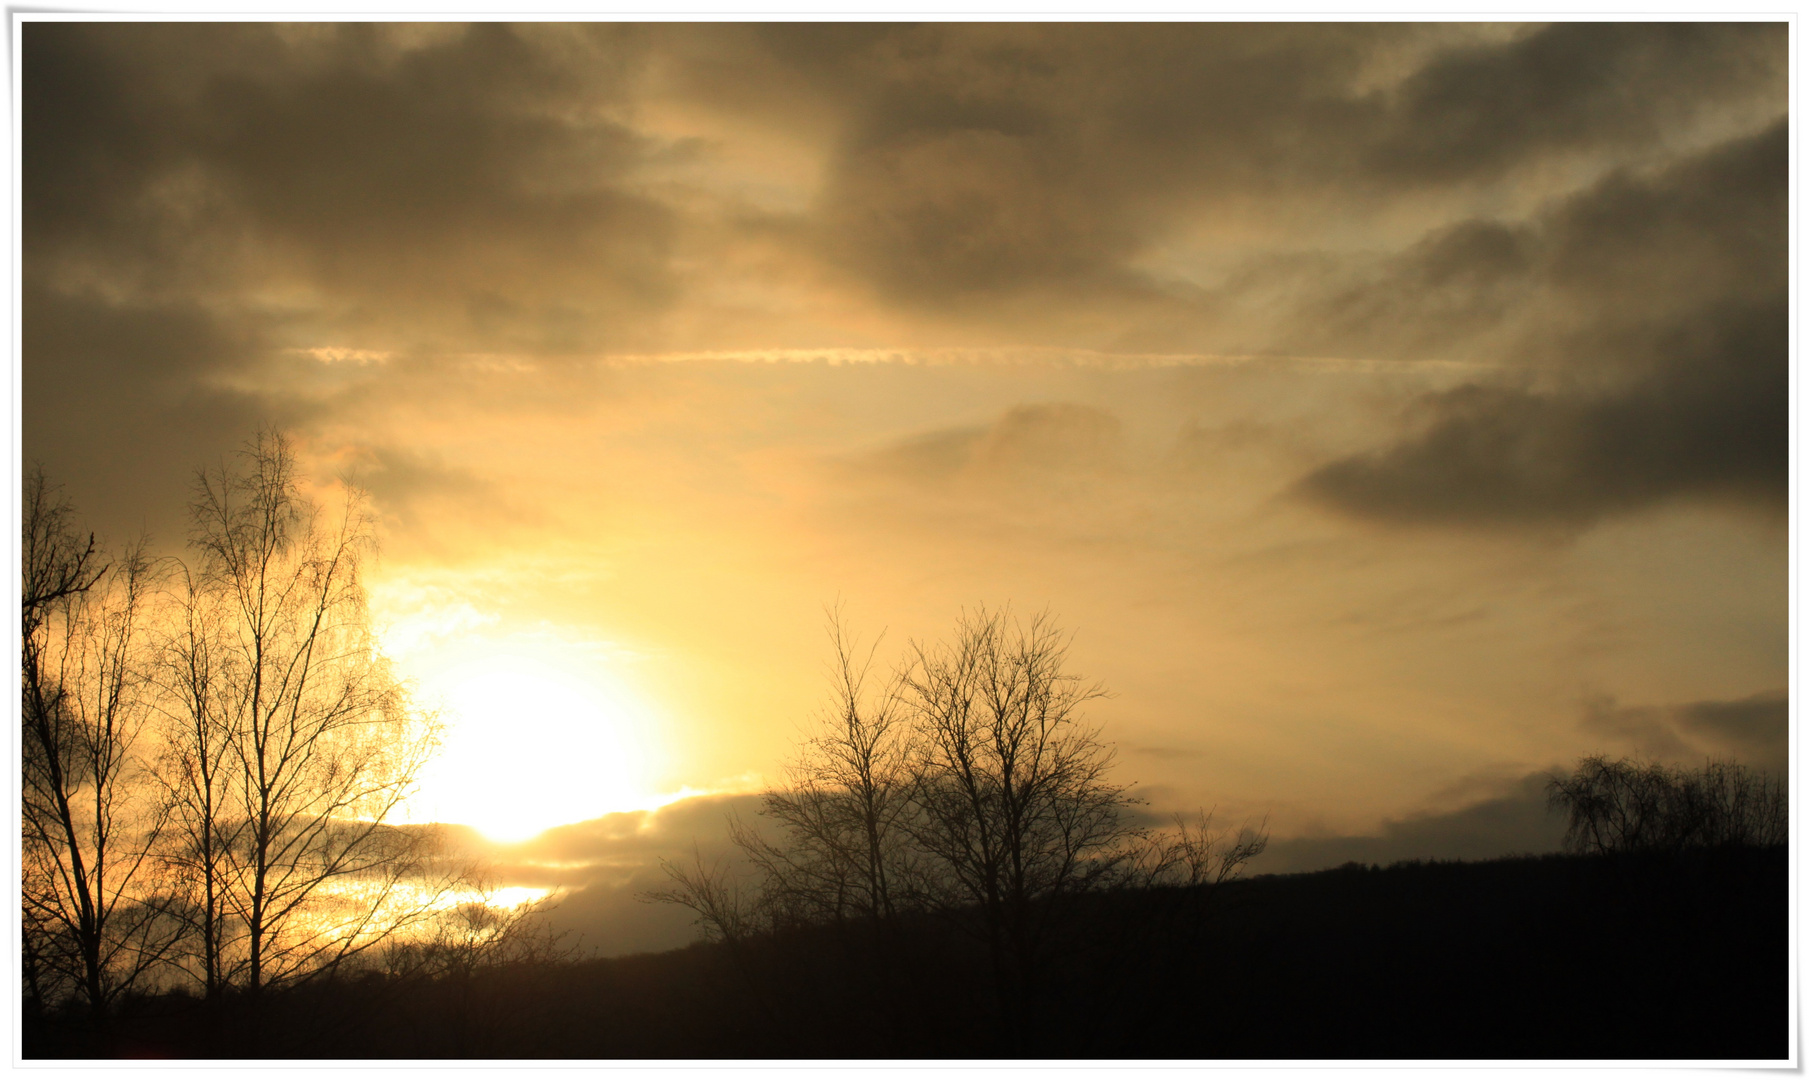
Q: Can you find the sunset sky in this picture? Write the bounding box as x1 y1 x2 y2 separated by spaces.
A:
22 21 1788 952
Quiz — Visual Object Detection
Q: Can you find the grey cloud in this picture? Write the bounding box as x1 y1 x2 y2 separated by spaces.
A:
1543 115 1786 321
1368 23 1783 185
1581 690 1788 775
1578 698 1699 763
788 23 1781 312
1294 315 1785 527
197 27 674 352
1295 122 1785 528
22 283 292 543
801 24 1359 307
26 23 677 356
1297 219 1535 362
25 23 1787 361
1296 117 1785 362
466 793 767 957
22 22 683 530
820 124 1140 306
1257 772 1565 874
1675 691 1788 770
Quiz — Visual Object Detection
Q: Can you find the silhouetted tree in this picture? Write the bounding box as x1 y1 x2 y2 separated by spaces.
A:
728 607 915 929
22 467 104 623
647 846 766 947
648 604 1269 1051
151 561 243 1001
384 879 576 981
20 471 184 1020
1128 809 1270 889
896 607 1137 1030
1548 755 1787 855
168 430 444 996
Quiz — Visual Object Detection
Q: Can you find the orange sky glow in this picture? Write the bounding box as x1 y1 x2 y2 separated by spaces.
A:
23 21 1787 951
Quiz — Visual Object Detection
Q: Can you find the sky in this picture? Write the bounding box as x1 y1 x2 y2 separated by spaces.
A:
21 21 1789 953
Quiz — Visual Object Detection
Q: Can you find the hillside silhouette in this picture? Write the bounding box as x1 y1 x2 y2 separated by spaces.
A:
25 845 1785 1060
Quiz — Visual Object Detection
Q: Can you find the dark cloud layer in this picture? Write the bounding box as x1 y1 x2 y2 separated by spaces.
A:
26 24 672 353
25 23 667 532
784 23 1782 313
25 24 1786 531
21 282 284 543
1581 689 1788 775
461 793 767 957
1297 121 1786 528
1257 773 1565 875
1367 23 1780 184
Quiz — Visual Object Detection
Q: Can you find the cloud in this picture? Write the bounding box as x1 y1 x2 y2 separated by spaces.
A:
21 283 290 544
454 792 767 957
792 24 1781 317
1294 122 1786 528
1580 690 1788 774
25 24 677 356
341 444 554 554
25 24 1787 473
1256 772 1565 873
1674 691 1789 768
1366 23 1783 185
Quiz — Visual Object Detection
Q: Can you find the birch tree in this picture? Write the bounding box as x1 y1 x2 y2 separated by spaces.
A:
21 471 182 1019
171 430 443 996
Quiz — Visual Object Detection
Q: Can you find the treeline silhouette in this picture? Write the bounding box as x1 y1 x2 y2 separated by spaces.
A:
25 846 1785 1059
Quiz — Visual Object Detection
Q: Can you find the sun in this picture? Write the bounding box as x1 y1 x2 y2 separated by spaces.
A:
406 641 662 843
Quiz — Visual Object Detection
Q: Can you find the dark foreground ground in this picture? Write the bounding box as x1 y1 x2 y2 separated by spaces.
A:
25 847 1788 1060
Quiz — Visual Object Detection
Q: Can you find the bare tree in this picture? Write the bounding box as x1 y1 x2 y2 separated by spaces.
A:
20 473 183 1020
1129 809 1270 889
22 467 104 625
20 466 101 1015
1548 754 1788 856
729 607 915 929
384 879 576 981
646 846 768 948
645 603 1272 1052
1690 759 1789 848
150 563 246 1000
896 607 1136 1027
170 429 445 996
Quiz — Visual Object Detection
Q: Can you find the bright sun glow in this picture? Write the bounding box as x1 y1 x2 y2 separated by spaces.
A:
401 635 666 843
